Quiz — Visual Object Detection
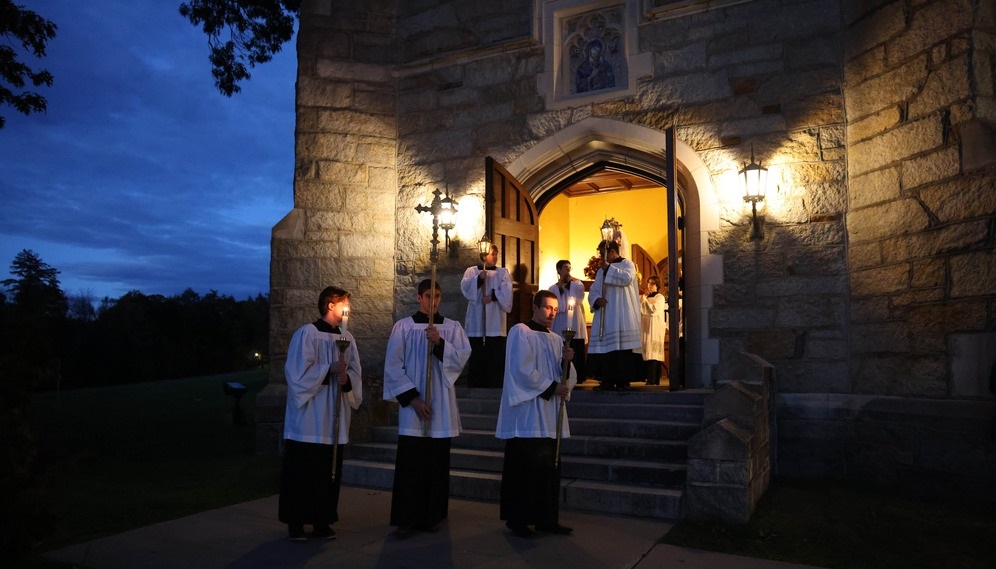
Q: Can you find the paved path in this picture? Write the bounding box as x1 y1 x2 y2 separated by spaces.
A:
47 486 827 569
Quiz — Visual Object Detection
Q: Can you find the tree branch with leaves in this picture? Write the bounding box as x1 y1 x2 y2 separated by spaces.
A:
0 0 57 130
180 0 300 97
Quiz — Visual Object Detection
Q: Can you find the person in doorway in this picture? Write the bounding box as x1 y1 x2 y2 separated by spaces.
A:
460 242 513 387
497 289 576 538
548 259 588 383
280 286 363 542
383 279 472 538
587 239 642 390
640 275 668 386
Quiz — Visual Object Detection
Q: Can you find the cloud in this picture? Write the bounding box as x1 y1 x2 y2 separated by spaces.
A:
0 0 295 300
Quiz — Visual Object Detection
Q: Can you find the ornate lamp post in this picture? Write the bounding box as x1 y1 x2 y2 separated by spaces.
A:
597 218 614 338
414 188 457 435
477 232 493 346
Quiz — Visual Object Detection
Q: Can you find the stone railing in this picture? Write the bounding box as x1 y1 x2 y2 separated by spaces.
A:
685 353 775 523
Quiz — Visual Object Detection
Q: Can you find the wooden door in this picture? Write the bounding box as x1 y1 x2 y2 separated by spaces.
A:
485 156 539 329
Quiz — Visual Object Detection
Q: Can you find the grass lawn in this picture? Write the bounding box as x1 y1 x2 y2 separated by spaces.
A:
26 369 281 565
662 476 996 569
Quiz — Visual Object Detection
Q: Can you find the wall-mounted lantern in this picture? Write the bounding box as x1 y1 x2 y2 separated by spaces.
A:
740 144 768 240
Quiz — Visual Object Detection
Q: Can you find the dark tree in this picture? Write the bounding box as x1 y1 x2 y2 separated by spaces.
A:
2 249 67 320
0 0 57 129
179 0 300 96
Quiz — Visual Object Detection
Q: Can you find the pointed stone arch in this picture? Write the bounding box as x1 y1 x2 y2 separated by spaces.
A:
504 118 721 388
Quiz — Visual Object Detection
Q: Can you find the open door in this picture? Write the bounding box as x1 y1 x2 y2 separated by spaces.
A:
485 156 539 329
630 243 659 290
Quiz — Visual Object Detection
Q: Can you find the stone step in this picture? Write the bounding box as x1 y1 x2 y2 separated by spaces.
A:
365 426 691 461
348 443 686 487
348 386 708 521
341 459 685 519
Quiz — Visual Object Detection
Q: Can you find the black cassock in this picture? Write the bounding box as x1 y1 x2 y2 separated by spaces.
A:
390 435 452 529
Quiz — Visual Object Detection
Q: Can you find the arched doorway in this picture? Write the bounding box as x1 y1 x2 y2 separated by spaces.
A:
502 118 721 389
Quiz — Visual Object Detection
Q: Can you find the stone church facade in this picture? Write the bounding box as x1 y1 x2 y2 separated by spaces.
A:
260 0 996 499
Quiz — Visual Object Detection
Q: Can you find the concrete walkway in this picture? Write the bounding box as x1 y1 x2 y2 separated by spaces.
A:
46 485 828 569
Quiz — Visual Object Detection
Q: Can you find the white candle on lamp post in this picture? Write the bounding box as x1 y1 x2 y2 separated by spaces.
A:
567 296 575 332
341 305 349 335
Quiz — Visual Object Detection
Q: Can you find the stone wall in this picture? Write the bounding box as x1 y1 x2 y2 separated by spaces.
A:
771 0 996 488
258 0 402 453
263 0 996 502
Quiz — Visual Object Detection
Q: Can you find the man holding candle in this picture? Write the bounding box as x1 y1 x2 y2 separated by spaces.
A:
460 243 513 388
496 289 576 538
384 279 472 538
280 286 362 542
587 239 642 391
548 259 588 383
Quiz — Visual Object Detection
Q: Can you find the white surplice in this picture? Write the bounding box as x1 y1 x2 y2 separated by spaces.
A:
460 265 513 337
496 323 577 440
640 292 668 362
587 257 643 354
548 278 588 342
283 323 363 445
383 315 472 438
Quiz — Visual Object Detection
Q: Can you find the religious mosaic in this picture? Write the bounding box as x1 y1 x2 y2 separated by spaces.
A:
562 5 628 97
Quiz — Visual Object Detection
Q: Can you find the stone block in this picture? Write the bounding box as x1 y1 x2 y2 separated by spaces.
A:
775 295 846 327
851 321 911 354
886 0 973 64
775 360 849 393
920 173 996 225
849 262 909 297
685 483 750 523
854 355 947 397
688 418 751 461
848 114 944 178
910 55 971 118
951 251 996 298
844 0 904 58
703 381 765 429
850 165 900 209
960 120 996 172
949 333 996 398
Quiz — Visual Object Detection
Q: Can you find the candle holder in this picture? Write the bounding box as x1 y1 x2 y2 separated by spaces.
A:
331 337 351 481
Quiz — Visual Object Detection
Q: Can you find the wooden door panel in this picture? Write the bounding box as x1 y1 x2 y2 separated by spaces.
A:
486 157 539 329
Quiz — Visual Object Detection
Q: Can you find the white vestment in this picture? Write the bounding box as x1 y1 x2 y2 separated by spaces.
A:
460 265 513 336
283 323 363 445
496 323 577 439
548 279 588 342
383 315 472 438
587 257 643 354
640 292 668 361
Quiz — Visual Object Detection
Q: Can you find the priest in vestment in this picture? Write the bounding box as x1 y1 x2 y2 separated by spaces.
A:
383 279 472 538
587 239 643 390
460 242 513 387
280 286 363 542
496 289 577 538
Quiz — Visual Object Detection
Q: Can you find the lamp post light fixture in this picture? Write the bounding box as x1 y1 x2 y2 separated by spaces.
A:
478 232 493 258
740 144 768 240
600 218 614 244
415 188 458 261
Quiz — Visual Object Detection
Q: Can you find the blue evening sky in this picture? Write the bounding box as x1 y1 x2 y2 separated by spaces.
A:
0 0 297 301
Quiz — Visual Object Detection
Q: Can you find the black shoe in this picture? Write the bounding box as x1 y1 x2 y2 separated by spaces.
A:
416 523 440 533
288 525 308 542
536 523 573 535
505 521 534 538
313 525 336 540
394 526 413 540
